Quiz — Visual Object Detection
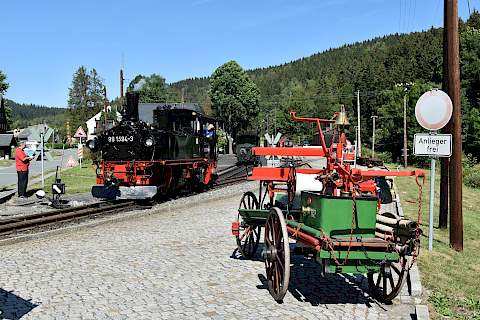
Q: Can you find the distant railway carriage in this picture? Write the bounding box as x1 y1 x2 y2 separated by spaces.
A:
87 91 217 200
235 133 259 164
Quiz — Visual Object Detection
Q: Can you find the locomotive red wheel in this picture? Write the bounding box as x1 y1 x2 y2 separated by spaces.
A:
367 255 408 303
236 192 261 259
264 207 290 302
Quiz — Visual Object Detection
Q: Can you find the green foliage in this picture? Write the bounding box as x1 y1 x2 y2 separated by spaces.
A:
216 128 227 151
0 70 8 95
208 61 260 137
170 13 480 162
67 66 106 131
6 99 66 130
460 25 480 158
376 82 436 165
463 154 480 189
429 290 454 318
128 74 177 103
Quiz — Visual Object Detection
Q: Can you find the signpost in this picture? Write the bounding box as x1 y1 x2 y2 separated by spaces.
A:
74 126 87 168
414 89 453 251
264 132 282 167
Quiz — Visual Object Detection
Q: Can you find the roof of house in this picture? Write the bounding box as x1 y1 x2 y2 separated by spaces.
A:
16 124 52 140
0 134 15 147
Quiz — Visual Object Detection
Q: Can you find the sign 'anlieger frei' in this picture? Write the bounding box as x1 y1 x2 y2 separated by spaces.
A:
414 89 453 253
414 133 452 157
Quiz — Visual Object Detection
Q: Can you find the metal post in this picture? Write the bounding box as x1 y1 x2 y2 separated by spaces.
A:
41 131 45 189
403 93 408 167
429 155 436 252
354 126 358 168
79 137 82 168
446 0 463 251
371 115 377 158
356 91 361 157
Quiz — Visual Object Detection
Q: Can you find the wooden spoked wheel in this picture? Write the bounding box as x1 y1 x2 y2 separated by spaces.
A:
264 207 290 302
367 255 409 303
236 191 261 259
287 166 296 204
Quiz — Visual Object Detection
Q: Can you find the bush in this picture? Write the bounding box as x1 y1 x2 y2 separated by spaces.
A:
463 154 480 189
82 148 100 162
376 151 393 164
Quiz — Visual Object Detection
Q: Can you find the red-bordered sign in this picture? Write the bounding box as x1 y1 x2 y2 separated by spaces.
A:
415 90 453 131
74 126 87 138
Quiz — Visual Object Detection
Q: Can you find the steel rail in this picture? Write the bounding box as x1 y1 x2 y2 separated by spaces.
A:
0 201 137 236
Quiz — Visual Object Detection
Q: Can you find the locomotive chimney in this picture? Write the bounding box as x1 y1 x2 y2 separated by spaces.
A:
123 91 140 122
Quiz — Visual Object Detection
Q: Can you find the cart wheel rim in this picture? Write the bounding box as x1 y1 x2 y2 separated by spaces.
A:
236 192 260 258
264 207 290 301
367 255 408 303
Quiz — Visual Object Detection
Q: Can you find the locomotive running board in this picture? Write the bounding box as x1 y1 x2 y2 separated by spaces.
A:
92 185 158 200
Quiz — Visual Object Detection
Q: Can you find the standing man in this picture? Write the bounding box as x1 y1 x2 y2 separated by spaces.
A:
15 142 33 198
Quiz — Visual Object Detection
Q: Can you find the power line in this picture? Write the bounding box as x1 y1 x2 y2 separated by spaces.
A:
405 0 411 31
399 0 403 32
411 0 417 29
432 0 441 26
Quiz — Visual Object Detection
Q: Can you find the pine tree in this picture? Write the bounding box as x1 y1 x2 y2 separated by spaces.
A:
67 66 105 131
88 68 105 111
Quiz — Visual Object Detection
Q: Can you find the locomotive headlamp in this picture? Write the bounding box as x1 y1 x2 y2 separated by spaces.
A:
87 138 98 151
145 138 154 147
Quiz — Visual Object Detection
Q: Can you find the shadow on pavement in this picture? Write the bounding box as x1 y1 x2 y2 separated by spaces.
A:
0 288 38 320
257 254 386 309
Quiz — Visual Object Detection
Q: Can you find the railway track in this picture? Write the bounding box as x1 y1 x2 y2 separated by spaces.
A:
216 164 252 185
0 200 145 238
0 164 250 239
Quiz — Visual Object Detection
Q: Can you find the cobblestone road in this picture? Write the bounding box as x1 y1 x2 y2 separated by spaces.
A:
0 182 420 319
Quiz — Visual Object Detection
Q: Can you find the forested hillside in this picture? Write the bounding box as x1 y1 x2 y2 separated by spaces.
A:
6 99 67 129
171 13 480 160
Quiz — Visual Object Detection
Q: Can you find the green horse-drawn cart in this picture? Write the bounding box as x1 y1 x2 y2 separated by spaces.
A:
231 112 424 303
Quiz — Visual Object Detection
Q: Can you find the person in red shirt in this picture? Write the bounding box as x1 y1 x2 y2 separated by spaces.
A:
15 142 33 198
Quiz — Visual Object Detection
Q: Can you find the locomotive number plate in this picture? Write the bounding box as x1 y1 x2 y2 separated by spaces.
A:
108 136 134 143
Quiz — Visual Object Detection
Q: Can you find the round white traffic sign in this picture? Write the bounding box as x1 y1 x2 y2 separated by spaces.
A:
415 90 452 131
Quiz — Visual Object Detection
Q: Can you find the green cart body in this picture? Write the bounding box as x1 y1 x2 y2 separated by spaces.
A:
238 191 399 274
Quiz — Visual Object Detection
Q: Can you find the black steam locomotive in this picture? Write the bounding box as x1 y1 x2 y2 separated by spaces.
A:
87 91 218 200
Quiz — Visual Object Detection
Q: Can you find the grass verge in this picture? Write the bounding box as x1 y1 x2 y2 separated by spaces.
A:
392 165 480 319
31 161 97 194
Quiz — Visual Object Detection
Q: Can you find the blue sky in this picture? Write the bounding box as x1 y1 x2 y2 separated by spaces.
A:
0 0 474 107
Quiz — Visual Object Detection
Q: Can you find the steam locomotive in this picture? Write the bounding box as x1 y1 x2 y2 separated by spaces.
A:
87 91 217 200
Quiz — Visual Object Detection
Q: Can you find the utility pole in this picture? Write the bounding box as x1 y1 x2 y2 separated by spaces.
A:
439 0 449 229
120 68 124 98
356 91 362 157
66 121 71 143
403 92 408 167
371 115 378 158
103 86 108 131
446 0 463 252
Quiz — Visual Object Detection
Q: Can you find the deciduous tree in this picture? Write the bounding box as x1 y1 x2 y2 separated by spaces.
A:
128 74 169 103
208 61 260 138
